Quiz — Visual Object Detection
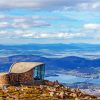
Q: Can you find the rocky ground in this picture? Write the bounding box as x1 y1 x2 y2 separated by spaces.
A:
81 89 100 98
0 80 100 100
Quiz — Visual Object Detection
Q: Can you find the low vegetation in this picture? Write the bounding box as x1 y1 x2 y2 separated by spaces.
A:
0 80 100 100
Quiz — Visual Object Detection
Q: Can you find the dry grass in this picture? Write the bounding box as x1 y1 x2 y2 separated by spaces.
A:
0 84 99 100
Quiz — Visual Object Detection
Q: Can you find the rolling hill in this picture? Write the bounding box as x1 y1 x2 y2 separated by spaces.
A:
0 55 100 74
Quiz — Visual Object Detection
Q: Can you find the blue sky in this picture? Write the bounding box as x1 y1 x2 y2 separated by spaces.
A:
0 0 100 44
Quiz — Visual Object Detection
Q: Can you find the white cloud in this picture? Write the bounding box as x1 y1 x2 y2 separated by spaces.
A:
22 32 86 39
0 16 50 29
0 30 8 35
95 34 100 38
77 2 100 10
0 0 68 10
91 2 100 9
0 0 99 11
22 33 33 37
84 24 100 30
13 17 27 23
0 22 9 28
12 23 30 29
0 29 86 39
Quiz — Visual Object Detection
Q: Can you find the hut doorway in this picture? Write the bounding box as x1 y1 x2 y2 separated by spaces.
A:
33 64 45 80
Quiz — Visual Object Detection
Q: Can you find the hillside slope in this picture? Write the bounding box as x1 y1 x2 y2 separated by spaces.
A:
0 80 99 100
0 55 100 74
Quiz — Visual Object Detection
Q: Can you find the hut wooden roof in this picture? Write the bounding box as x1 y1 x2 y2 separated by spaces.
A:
9 62 44 73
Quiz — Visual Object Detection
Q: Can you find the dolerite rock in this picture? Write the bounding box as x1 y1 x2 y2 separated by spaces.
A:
0 80 99 100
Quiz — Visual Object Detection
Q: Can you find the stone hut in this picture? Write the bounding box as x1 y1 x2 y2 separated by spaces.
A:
0 62 45 87
0 73 10 86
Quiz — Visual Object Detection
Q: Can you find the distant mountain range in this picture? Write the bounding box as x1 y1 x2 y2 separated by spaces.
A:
0 55 100 74
0 43 100 51
0 43 100 59
0 43 100 74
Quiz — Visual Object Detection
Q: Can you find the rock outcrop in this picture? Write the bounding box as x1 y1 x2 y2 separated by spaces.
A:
0 80 99 100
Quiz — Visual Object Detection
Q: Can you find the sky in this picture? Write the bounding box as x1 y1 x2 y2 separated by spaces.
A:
0 0 100 44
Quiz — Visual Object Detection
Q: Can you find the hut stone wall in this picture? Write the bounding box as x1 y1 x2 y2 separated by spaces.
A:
9 69 33 85
0 69 34 86
0 73 10 86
